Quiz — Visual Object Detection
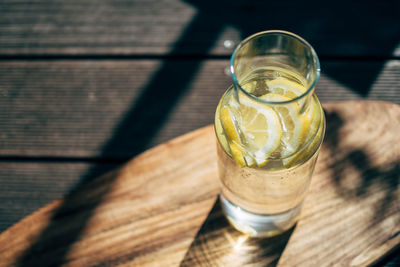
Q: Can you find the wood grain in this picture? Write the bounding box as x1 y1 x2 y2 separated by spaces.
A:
0 60 399 158
0 101 399 266
0 0 399 57
0 125 219 267
0 162 119 232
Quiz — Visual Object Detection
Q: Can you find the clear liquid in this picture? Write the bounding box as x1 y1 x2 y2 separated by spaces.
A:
217 140 320 215
239 66 307 97
215 67 325 236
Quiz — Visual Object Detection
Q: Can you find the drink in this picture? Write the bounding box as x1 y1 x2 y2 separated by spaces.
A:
215 31 325 237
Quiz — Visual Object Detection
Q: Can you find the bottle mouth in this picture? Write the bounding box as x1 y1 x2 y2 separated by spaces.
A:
230 30 320 105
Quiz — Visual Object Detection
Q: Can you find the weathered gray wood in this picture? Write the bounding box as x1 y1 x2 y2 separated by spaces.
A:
0 60 399 159
0 0 399 57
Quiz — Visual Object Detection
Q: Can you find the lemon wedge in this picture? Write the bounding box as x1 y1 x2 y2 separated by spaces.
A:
219 92 282 167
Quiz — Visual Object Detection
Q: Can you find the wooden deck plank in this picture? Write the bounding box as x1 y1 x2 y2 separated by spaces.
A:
0 161 119 232
0 59 399 158
0 0 399 57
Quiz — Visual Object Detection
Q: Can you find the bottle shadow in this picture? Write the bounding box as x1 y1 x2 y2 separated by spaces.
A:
180 199 295 267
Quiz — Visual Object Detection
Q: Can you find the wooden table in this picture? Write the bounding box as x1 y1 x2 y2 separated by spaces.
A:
0 0 399 266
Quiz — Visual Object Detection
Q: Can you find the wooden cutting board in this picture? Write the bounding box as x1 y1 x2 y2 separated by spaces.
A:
1 101 399 267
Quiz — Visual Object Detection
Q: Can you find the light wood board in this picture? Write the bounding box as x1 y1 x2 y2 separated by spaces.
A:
0 101 399 266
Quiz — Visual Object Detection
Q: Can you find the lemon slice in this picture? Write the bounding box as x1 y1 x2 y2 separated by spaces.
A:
282 97 324 168
266 77 308 99
215 98 229 149
220 93 282 167
216 92 250 166
261 93 310 158
219 105 246 166
283 120 323 168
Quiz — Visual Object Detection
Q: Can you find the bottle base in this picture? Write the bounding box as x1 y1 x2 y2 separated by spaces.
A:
219 194 302 237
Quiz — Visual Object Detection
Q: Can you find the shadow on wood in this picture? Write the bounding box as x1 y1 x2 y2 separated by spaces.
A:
1 102 399 266
180 199 295 267
14 10 224 267
323 108 400 265
11 0 400 265
324 110 400 224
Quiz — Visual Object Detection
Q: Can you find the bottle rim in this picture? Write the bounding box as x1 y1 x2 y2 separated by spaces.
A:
230 30 321 105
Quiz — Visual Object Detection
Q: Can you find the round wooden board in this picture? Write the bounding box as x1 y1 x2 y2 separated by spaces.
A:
0 101 399 267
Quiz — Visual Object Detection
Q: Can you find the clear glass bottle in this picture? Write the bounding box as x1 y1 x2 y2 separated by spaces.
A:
215 30 325 237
